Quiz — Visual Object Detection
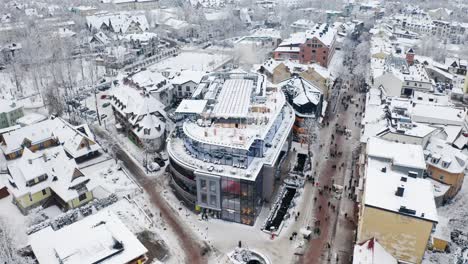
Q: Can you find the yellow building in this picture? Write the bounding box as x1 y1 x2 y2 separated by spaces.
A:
425 138 467 201
6 147 96 214
357 156 438 264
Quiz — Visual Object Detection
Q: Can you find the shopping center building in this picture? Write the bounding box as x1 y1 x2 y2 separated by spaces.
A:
167 72 295 225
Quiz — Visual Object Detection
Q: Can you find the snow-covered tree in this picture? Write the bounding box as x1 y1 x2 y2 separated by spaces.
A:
0 218 35 264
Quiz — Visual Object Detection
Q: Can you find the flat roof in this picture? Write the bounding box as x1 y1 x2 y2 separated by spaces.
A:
367 137 426 170
364 157 438 223
213 79 252 118
176 99 207 114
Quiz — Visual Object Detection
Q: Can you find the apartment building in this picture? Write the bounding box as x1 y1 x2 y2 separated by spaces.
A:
357 137 438 263
167 72 294 225
274 23 337 67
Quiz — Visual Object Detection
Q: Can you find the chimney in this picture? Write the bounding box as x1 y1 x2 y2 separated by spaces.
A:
28 159 32 164
406 48 415 66
43 153 47 162
381 167 387 173
395 186 405 197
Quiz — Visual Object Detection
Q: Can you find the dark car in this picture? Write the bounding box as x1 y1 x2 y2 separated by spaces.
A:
153 157 165 167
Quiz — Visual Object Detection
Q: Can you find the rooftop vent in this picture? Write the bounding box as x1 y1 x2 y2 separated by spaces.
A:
381 167 387 173
398 206 416 215
400 177 407 182
395 186 404 197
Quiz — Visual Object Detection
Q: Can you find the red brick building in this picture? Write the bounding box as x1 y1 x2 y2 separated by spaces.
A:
274 23 337 68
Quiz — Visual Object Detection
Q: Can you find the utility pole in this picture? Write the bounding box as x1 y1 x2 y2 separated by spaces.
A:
93 62 102 126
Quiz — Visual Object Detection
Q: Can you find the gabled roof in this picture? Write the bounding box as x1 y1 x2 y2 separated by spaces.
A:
353 238 397 264
86 12 149 34
1 118 101 158
279 76 323 106
7 146 96 201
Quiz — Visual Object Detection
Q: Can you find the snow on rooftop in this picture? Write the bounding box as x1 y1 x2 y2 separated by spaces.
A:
86 12 149 34
176 99 207 114
16 113 47 126
213 79 253 118
0 98 22 113
7 146 97 201
111 85 165 119
169 70 204 85
411 104 466 126
425 137 467 174
364 157 438 223
353 238 397 264
367 137 426 170
279 76 322 107
29 210 147 264
1 118 100 156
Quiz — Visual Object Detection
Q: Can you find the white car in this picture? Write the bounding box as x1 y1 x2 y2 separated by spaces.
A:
147 162 160 172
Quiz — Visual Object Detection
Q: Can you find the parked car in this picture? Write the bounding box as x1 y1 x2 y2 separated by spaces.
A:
100 114 107 120
147 162 160 172
153 157 165 167
79 106 89 112
102 102 111 108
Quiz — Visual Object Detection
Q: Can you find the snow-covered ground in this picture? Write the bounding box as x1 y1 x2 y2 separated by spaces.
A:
423 176 468 264
159 171 310 264
82 158 142 199
149 50 232 72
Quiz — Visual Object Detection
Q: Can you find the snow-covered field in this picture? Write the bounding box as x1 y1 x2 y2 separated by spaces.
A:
149 50 232 72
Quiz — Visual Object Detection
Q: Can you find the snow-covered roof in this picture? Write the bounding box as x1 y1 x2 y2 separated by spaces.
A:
291 19 315 30
122 32 157 43
425 138 467 174
279 76 322 109
130 69 172 93
387 122 437 139
367 137 426 170
179 72 293 151
276 23 337 50
29 210 147 264
15 113 47 126
364 157 438 223
86 12 149 34
213 78 253 118
169 70 204 85
204 11 229 21
176 99 207 114
111 85 166 140
428 178 450 200
0 98 22 113
353 238 397 264
1 118 101 157
6 146 96 201
92 31 111 45
412 91 451 106
411 104 466 126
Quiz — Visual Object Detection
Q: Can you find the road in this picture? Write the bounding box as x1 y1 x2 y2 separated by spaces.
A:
92 127 206 264
299 78 365 263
